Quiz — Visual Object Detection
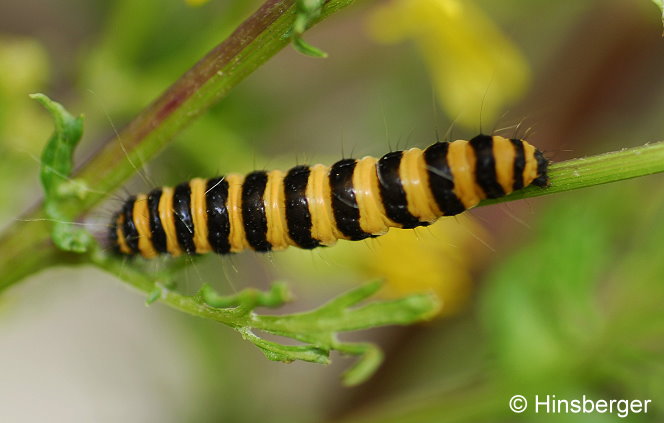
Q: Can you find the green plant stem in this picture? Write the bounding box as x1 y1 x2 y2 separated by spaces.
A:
0 0 354 290
2 140 663 292
91 249 433 331
479 141 664 207
73 0 351 217
89 250 434 383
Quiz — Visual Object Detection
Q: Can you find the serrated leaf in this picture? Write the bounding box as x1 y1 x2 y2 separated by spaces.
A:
191 281 439 384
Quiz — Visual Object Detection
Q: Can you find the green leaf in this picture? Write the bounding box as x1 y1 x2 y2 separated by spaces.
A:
316 279 383 311
239 328 330 364
124 278 437 384
337 343 384 386
255 281 439 335
31 93 94 253
292 37 328 58
228 281 439 382
51 220 93 254
30 93 84 200
200 282 292 310
145 287 162 305
199 278 437 381
292 0 328 57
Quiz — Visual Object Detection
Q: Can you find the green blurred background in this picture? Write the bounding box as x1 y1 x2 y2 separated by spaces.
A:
1 0 664 421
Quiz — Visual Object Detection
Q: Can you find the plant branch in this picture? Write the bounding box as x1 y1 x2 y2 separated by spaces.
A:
2 136 664 292
4 91 664 384
90 248 437 385
479 141 664 207
7 0 662 386
74 0 353 216
0 0 354 290
4 89 439 385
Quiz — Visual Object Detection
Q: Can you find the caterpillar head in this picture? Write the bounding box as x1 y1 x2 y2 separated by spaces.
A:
531 148 549 187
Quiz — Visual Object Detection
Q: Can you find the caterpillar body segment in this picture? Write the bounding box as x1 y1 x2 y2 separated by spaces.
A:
111 135 549 258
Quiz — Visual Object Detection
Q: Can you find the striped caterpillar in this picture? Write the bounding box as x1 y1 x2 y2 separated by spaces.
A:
110 135 548 258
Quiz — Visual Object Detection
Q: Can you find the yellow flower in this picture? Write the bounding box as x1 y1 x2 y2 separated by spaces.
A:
359 214 487 317
275 213 487 318
0 36 51 153
368 0 531 130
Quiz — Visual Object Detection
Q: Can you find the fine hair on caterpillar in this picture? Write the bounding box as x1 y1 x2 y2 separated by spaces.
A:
110 134 549 259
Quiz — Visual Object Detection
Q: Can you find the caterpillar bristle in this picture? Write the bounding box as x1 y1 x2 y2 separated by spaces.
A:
111 135 549 259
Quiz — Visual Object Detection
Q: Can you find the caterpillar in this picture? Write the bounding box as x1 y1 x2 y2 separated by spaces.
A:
110 135 548 258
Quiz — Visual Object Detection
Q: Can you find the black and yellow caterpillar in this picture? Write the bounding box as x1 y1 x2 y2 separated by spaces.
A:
110 135 548 258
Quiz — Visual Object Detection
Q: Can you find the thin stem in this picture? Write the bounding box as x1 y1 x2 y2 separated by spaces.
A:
74 0 353 216
480 141 664 206
2 140 664 291
90 248 252 327
0 0 354 290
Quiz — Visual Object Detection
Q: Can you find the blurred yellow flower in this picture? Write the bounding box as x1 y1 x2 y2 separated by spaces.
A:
0 36 51 153
0 37 48 94
360 214 487 317
275 212 487 318
367 0 531 130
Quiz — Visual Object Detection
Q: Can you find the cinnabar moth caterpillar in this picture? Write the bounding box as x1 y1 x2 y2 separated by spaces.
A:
110 135 548 258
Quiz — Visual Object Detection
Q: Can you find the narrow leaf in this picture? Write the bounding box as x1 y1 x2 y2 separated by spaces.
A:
337 343 384 387
239 328 330 364
316 280 383 311
292 36 328 58
292 0 328 57
30 93 84 200
200 282 292 309
31 93 93 253
330 293 441 332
